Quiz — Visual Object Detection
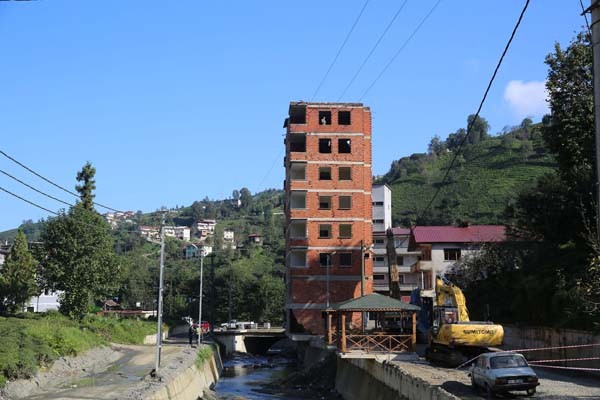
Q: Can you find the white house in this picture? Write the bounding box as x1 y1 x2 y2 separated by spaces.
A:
163 226 191 242
408 225 506 298
372 184 392 233
27 288 62 312
139 225 160 242
223 229 236 249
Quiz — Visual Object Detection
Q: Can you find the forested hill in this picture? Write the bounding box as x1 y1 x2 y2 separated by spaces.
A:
376 116 556 227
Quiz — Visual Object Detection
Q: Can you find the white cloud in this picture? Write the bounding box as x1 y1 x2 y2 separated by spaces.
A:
503 80 549 119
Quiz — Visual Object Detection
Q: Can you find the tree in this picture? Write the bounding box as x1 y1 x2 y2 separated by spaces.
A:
239 188 253 211
76 162 96 210
0 230 38 313
467 114 490 144
428 135 445 155
42 164 117 318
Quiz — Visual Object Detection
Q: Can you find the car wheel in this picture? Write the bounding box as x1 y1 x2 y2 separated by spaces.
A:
471 376 478 392
526 388 536 396
485 384 495 399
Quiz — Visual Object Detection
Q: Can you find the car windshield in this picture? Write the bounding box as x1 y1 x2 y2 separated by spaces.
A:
490 355 528 369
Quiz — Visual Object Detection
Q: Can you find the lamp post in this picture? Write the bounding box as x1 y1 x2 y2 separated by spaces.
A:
326 251 336 308
198 249 205 343
155 212 166 373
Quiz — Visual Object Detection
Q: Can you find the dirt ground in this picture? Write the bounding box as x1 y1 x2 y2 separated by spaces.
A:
4 340 187 400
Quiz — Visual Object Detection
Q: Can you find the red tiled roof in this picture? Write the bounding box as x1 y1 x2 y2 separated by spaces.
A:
412 225 505 243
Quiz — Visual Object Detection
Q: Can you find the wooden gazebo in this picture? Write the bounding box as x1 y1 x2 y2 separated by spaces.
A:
326 293 421 354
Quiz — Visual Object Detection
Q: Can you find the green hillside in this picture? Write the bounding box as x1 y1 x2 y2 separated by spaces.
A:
377 118 556 226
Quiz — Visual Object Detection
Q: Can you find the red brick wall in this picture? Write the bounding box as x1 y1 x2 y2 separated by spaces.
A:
285 103 373 335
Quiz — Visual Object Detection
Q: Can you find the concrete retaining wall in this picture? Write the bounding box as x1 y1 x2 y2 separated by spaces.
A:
336 357 459 400
503 325 600 374
142 344 222 400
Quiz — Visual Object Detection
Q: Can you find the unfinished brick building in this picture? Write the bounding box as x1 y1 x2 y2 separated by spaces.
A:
283 102 373 335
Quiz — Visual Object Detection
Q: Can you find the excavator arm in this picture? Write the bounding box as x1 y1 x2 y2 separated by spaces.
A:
386 228 402 299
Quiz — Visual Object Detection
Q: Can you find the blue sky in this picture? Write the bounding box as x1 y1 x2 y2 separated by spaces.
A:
0 0 586 231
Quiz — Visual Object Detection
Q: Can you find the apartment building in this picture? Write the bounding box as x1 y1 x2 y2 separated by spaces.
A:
284 101 373 335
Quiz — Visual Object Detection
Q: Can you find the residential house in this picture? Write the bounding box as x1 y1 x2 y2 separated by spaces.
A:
247 233 263 246
223 229 236 249
182 243 199 259
27 288 62 312
139 225 160 242
408 225 506 298
196 219 217 237
163 226 191 242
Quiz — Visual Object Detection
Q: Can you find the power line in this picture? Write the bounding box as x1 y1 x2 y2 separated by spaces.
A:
579 0 591 33
0 148 122 213
0 168 74 208
338 0 409 101
417 0 531 221
311 0 372 101
358 0 442 101
0 185 59 216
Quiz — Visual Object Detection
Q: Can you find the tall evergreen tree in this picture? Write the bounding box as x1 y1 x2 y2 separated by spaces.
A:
76 162 96 210
0 230 38 313
42 163 117 318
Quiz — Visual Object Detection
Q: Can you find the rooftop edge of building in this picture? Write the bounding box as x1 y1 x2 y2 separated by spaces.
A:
289 101 369 110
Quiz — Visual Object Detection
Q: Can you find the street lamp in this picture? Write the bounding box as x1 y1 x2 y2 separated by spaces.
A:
198 248 205 343
326 251 336 308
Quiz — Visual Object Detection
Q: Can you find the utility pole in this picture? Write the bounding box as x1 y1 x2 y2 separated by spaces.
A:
155 212 166 373
198 250 205 342
209 253 216 333
360 240 365 334
590 0 600 236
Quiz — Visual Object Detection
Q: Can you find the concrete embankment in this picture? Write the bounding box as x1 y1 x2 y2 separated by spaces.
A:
136 343 222 400
335 356 460 400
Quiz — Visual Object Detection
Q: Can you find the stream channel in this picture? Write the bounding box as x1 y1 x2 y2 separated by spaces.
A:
213 353 340 400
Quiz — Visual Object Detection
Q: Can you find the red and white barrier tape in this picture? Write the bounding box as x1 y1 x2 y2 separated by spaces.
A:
508 343 600 353
529 364 600 372
530 356 600 364
455 343 600 370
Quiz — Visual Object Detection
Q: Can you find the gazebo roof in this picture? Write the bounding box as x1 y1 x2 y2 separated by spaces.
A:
332 293 421 312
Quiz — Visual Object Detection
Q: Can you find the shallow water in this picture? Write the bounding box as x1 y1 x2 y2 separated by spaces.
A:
214 354 311 400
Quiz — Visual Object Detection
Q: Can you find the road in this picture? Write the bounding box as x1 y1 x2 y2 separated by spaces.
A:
393 359 600 399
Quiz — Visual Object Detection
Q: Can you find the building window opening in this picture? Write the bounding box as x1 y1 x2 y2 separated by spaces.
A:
374 238 385 245
290 251 307 268
338 111 351 125
319 167 332 180
373 219 384 224
396 256 404 265
338 139 351 153
339 195 352 210
290 162 306 180
319 196 332 210
373 274 385 281
289 134 306 152
398 274 405 284
290 191 307 209
289 105 306 124
319 138 332 153
320 252 334 267
339 167 352 180
372 201 384 206
374 256 385 263
339 252 352 267
319 111 332 125
319 224 332 238
339 224 352 238
289 220 307 239
444 248 461 261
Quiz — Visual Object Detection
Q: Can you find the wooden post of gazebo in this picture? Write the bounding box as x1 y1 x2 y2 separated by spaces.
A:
341 313 347 353
412 312 417 351
327 312 333 344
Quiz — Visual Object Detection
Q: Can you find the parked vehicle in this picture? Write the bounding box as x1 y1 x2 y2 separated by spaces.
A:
200 320 210 333
469 352 539 398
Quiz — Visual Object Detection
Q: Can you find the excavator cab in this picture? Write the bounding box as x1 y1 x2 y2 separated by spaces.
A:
432 307 459 335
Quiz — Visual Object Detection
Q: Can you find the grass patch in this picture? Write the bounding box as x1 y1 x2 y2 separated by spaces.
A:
0 312 160 387
195 345 214 369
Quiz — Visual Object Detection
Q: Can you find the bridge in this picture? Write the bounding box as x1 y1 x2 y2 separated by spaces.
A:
212 327 286 355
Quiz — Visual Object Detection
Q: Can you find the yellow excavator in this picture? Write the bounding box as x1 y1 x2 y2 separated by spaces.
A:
425 276 504 366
